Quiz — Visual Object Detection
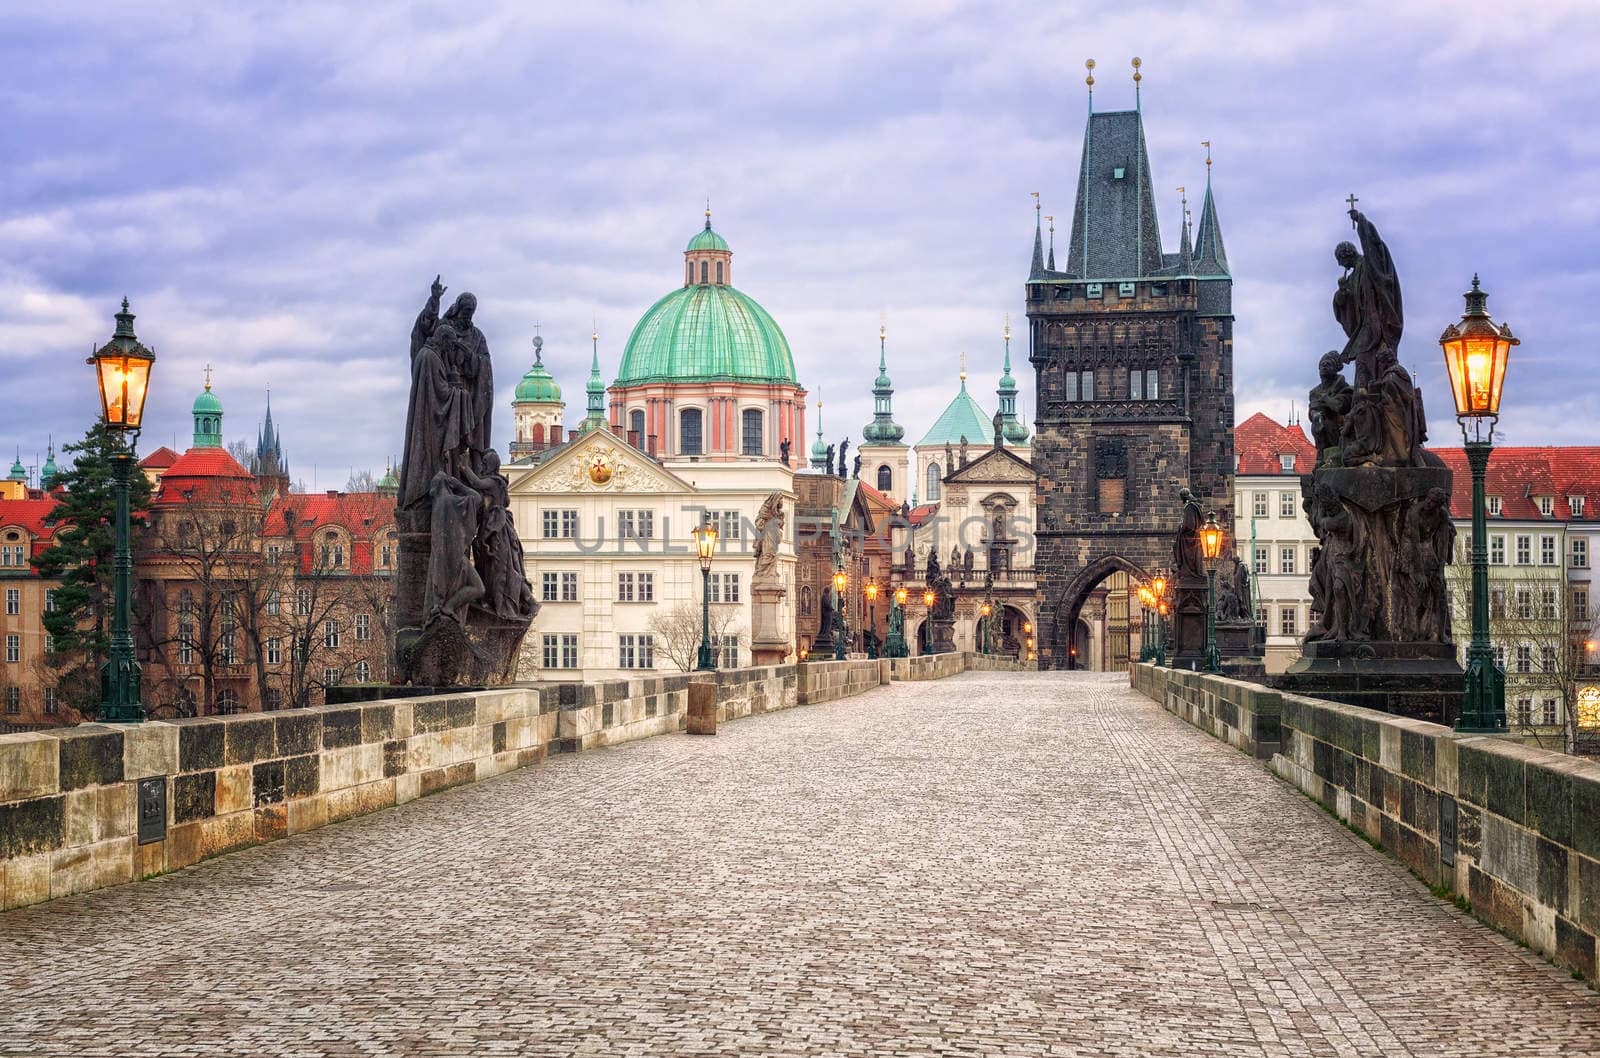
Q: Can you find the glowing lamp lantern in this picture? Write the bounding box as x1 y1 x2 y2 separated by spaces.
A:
1200 512 1225 564
923 589 936 609
89 298 156 431
833 569 848 594
1152 575 1167 599
1440 276 1517 428
865 582 879 603
692 521 718 572
895 587 908 606
691 519 718 670
980 602 992 618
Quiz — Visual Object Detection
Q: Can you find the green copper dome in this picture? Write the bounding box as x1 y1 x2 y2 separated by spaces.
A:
7 452 24 481
616 284 796 386
686 224 730 253
192 387 223 416
515 339 562 402
916 377 993 448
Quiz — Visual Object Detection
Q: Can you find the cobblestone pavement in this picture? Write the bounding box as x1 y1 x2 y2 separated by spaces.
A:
5 672 1600 1057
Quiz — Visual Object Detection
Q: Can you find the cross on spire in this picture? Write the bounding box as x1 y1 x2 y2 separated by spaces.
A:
203 363 213 391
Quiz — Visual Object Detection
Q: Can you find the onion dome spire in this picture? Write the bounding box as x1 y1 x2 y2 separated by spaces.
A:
862 322 905 444
581 324 606 433
996 317 1029 444
810 394 829 469
7 448 24 482
191 365 223 449
40 438 58 490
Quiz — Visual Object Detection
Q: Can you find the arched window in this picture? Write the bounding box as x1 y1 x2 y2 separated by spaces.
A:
699 260 708 284
716 260 724 284
679 408 703 455
877 464 893 493
629 409 645 441
741 408 763 455
531 422 545 444
926 462 942 501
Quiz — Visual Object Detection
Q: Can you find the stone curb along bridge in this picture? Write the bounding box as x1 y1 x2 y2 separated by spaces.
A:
4 663 1600 1056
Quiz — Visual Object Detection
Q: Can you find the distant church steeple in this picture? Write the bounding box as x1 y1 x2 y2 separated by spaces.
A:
191 366 223 449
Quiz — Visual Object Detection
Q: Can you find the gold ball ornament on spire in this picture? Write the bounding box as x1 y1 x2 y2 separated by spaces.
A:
1131 56 1142 83
1085 58 1095 88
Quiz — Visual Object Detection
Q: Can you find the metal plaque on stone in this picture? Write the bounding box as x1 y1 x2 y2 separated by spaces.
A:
1438 795 1457 868
137 776 167 846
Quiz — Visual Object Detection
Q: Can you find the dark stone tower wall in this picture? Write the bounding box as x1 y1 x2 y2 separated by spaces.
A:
1025 108 1235 670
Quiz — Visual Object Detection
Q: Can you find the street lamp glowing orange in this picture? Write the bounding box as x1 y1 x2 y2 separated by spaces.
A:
1440 276 1517 423
1024 621 1032 634
923 589 936 608
1200 511 1225 562
1152 575 1167 598
89 298 156 431
833 569 848 594
692 521 718 569
981 602 992 618
895 587 908 606
865 581 879 603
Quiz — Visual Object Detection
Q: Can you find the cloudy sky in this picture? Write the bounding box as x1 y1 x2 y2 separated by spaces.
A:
4 1 1596 484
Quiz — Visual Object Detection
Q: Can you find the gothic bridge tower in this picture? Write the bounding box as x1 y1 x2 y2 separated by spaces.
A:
1026 64 1234 670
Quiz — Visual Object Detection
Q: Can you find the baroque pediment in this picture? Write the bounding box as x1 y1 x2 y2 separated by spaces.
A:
510 430 688 495
947 447 1037 484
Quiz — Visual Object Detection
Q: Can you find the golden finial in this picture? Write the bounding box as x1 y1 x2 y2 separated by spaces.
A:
1085 58 1095 89
1202 140 1212 169
1132 56 1142 82
959 351 967 382
1045 214 1054 235
1031 190 1040 213
1004 314 1011 342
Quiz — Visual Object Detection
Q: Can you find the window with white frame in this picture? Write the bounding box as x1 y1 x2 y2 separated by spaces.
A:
1279 606 1298 637
266 637 282 665
618 509 655 540
323 619 341 650
714 510 742 541
1493 644 1506 668
1575 587 1591 621
716 634 740 668
1488 495 1503 517
43 687 56 714
1279 546 1297 575
3 635 17 663
541 571 579 602
1541 535 1557 565
1255 605 1268 626
710 572 741 604
1538 495 1554 517
355 614 371 641
323 667 341 688
297 588 312 616
1542 645 1557 673
541 633 579 669
219 632 237 666
43 589 55 613
1490 535 1506 565
1542 698 1559 726
1572 538 1589 569
1541 587 1558 620
355 660 370 683
1571 495 1587 518
1515 535 1532 565
542 509 578 539
4 687 18 713
266 589 280 616
617 572 655 603
1515 587 1533 620
1279 453 1296 473
1279 492 1296 518
178 622 195 664
1515 645 1532 673
618 633 655 670
1253 492 1269 518
4 588 16 615
1516 697 1533 725
1253 546 1268 574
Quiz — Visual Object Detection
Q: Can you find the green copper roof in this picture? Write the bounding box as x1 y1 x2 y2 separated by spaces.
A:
862 332 905 444
616 283 796 386
515 339 562 402
192 386 223 415
686 222 730 253
7 451 24 481
915 379 993 448
40 443 58 488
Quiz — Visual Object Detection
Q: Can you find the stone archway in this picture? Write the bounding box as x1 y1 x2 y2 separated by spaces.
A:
1051 554 1149 671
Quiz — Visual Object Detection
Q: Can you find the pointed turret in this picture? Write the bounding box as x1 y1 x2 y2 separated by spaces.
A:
581 326 607 433
7 449 25 483
996 318 1029 445
253 389 288 481
862 325 906 444
1063 109 1165 279
810 397 829 471
1046 214 1056 272
1177 186 1193 274
40 439 58 490
1193 178 1229 276
1029 201 1046 279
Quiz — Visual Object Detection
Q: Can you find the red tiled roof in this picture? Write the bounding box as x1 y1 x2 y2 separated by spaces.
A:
0 497 63 561
265 491 396 575
138 446 180 470
906 503 939 527
1428 446 1600 522
1236 413 1317 475
154 447 258 506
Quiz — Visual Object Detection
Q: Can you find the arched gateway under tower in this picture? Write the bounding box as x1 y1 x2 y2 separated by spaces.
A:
1025 85 1235 671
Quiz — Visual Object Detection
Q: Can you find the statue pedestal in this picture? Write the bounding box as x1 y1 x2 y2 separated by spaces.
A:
931 617 956 654
750 582 790 666
1217 620 1267 677
1169 580 1209 670
1277 640 1464 724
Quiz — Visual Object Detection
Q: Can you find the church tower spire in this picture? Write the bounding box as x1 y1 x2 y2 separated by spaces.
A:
191 367 223 449
996 316 1029 445
862 323 906 444
581 324 607 433
1193 146 1230 276
1029 193 1045 278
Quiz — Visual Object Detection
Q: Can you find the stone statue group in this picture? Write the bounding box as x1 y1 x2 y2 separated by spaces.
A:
1302 210 1454 646
394 277 537 685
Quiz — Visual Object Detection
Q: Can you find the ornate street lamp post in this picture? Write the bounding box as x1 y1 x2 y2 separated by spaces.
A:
886 586 909 659
923 588 936 655
692 517 718 671
1136 584 1153 661
1149 574 1169 667
1440 275 1517 732
89 299 155 723
1024 621 1034 662
832 568 849 660
1200 512 1226 673
865 580 880 658
979 600 993 654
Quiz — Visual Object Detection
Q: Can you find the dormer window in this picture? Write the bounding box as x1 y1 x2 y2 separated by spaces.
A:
1537 495 1554 517
1488 495 1502 517
1280 453 1296 473
1572 495 1586 517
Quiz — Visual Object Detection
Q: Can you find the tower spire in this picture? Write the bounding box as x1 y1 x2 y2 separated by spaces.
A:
1132 56 1142 111
863 319 905 445
1178 186 1193 272
810 390 829 470
1193 146 1230 276
1029 192 1045 278
582 320 606 433
1046 214 1056 271
997 316 1028 445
